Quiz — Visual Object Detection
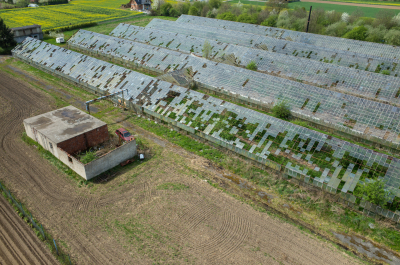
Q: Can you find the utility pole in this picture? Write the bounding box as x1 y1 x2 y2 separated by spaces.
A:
306 6 312 33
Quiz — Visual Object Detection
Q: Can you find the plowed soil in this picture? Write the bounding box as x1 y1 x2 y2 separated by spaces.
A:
0 67 362 264
0 195 58 265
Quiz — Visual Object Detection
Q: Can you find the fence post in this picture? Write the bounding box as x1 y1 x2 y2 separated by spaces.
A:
53 239 58 255
68 254 72 265
41 224 46 240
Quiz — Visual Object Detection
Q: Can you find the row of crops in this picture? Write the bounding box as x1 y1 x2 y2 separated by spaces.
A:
0 0 141 30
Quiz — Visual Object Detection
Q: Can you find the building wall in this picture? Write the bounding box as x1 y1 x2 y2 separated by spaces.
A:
57 124 109 155
14 33 43 43
84 140 137 180
23 121 58 156
56 147 87 178
24 122 136 180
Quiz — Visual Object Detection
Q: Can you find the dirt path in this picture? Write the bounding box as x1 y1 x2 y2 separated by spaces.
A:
0 195 59 265
299 0 400 9
0 67 364 264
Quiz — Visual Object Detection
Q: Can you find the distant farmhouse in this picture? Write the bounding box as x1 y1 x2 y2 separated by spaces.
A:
12 25 43 43
129 0 151 11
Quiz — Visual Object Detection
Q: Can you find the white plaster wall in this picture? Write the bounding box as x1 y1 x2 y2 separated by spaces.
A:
56 147 87 179
84 140 137 180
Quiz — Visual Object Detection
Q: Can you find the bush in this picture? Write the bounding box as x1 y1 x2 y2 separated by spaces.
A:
79 150 97 164
246 60 257 71
261 14 278 27
354 180 392 207
202 40 212 58
217 12 237 21
188 6 199 16
237 13 257 24
160 2 172 16
325 22 348 37
175 2 190 15
208 0 221 9
271 101 291 120
384 29 400 46
343 25 367 41
169 8 180 18
365 25 387 43
381 70 391 75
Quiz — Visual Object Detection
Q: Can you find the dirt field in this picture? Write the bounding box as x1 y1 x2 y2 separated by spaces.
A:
0 65 363 264
0 195 58 265
300 0 400 9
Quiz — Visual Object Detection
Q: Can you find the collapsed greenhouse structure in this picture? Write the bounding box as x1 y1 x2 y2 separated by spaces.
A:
12 15 400 222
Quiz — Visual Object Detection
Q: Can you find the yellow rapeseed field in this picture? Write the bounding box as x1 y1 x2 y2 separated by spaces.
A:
0 0 141 30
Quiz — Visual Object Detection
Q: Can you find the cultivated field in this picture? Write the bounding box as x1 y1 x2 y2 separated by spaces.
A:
0 58 363 264
0 195 58 265
0 0 141 30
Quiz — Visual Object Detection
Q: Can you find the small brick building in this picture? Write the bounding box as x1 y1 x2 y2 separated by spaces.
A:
129 0 152 10
22 106 137 180
23 105 109 156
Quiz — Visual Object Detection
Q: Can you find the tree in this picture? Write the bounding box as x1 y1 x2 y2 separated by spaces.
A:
366 25 387 43
201 5 210 17
208 0 221 9
355 180 392 207
202 40 212 59
15 0 29 8
257 9 270 24
384 29 400 46
374 9 396 29
160 3 172 16
0 18 16 49
271 101 291 120
152 0 164 12
261 14 278 27
176 2 190 15
206 10 215 18
265 0 287 14
325 21 348 37
349 7 364 24
169 8 181 18
237 13 257 24
246 60 257 71
308 8 327 34
216 12 237 21
343 25 367 41
188 6 199 16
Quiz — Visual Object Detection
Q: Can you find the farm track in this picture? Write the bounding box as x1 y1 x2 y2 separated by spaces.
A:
0 195 58 265
0 67 364 264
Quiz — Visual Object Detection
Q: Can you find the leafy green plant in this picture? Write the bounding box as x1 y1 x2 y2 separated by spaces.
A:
354 180 391 207
79 150 97 164
271 101 291 120
246 60 258 71
381 70 390 75
202 40 212 59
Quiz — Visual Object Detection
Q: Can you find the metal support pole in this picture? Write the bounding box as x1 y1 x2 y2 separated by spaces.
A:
53 239 58 255
306 6 312 33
